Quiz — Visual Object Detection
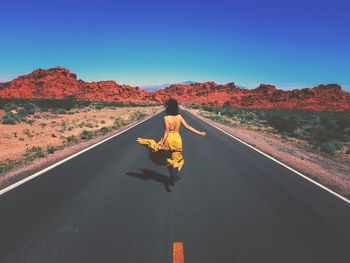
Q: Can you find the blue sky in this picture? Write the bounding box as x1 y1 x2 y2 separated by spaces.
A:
0 0 349 90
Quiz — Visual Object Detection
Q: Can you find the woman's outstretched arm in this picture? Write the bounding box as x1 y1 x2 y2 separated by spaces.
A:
180 116 206 136
155 117 170 151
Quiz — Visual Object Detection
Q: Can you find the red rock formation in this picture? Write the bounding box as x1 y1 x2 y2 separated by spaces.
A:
0 67 156 103
156 82 350 111
0 67 349 111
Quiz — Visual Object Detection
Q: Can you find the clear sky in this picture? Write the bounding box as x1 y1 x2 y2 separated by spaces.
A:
0 0 349 90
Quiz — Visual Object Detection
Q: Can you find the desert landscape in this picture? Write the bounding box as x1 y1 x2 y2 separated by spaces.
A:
0 101 162 186
1 67 350 196
1 1 350 261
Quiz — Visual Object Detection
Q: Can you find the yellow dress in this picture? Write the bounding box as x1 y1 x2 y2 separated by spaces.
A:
136 114 185 171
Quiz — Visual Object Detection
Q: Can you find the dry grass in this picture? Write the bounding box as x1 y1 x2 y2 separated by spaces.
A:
0 106 161 171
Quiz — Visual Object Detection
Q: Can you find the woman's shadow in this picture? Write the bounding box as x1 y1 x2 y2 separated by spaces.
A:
126 169 173 192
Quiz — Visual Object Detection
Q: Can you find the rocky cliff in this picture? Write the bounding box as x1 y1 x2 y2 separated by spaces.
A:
0 67 155 103
1 67 349 111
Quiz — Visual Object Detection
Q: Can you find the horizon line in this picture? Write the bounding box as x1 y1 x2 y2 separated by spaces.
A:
0 68 349 92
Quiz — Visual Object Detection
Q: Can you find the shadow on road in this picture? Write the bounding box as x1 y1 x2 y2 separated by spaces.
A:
126 169 173 192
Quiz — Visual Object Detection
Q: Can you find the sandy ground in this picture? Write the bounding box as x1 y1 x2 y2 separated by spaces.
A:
184 107 350 199
0 106 162 188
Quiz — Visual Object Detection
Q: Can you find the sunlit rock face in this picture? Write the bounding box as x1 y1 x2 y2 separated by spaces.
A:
0 67 155 103
155 82 350 111
1 67 349 111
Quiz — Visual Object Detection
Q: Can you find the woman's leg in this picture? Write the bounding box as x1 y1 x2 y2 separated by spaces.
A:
167 166 174 177
170 151 184 178
173 166 179 177
167 166 176 185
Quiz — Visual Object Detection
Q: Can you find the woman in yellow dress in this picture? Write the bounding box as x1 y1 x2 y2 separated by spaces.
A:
136 99 206 181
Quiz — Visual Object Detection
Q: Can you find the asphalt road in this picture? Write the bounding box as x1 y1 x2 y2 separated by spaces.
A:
0 109 349 263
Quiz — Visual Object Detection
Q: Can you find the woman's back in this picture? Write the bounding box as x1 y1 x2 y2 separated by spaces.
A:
165 114 181 133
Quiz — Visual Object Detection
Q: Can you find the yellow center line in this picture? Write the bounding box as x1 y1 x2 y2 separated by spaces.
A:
173 242 184 263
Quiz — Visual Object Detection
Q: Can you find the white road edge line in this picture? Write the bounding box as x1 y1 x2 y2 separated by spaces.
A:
0 110 164 196
186 109 350 205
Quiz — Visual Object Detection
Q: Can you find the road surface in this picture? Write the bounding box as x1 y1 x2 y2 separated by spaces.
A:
0 109 349 263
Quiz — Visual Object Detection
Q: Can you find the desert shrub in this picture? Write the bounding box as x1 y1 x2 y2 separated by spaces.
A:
99 127 111 135
2 102 41 124
85 123 94 128
23 129 33 137
265 114 298 133
311 128 342 144
94 103 105 110
52 109 67 114
320 140 342 155
130 111 146 121
23 102 39 115
80 130 94 140
291 130 306 139
25 119 35 125
281 134 288 140
2 113 17 124
67 135 77 143
39 122 47 128
342 135 350 142
47 145 55 154
0 159 19 174
25 146 45 159
18 108 29 117
243 111 256 121
114 118 128 127
3 102 18 112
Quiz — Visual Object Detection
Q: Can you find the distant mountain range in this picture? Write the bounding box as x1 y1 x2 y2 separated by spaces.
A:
0 67 349 111
141 82 248 91
141 81 198 91
236 85 248 90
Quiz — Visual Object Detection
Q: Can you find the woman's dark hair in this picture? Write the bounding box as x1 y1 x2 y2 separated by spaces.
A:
165 98 179 115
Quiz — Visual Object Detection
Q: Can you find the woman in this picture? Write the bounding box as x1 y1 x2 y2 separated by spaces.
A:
136 99 206 181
